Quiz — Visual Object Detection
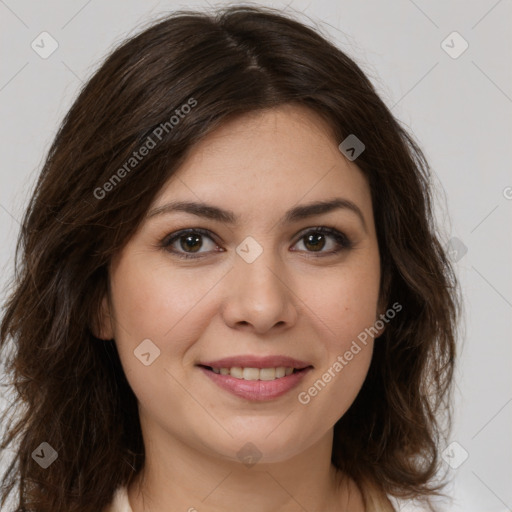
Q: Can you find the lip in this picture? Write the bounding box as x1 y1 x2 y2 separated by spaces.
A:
198 355 312 369
198 365 312 401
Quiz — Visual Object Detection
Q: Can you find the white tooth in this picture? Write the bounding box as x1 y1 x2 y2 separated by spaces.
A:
259 368 276 380
275 367 286 378
220 366 296 380
230 367 243 379
242 367 260 380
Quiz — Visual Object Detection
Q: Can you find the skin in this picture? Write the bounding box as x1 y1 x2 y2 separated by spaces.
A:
96 104 386 512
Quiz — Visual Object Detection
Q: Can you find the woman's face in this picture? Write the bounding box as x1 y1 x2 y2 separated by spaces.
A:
98 104 383 464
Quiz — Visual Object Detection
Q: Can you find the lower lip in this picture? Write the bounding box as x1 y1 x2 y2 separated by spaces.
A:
198 366 312 401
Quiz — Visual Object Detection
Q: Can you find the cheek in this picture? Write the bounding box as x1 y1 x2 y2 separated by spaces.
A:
110 256 225 341
108 257 219 406
293 255 380 409
107 259 214 396
296 258 381 345
295 269 378 422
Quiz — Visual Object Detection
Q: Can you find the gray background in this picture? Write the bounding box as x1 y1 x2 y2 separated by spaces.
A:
1 1 511 511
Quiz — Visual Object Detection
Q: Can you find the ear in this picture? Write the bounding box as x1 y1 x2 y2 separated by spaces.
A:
90 294 115 340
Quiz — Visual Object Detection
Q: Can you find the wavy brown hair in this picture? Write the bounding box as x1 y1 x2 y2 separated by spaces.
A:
0 4 460 511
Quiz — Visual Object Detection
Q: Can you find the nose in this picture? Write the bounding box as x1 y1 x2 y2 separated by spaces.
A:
220 246 299 334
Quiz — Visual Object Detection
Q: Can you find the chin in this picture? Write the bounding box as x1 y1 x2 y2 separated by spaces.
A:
200 428 314 465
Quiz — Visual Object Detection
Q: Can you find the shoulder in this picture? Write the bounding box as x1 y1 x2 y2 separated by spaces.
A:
341 473 396 512
102 485 133 512
358 476 396 512
344 476 366 510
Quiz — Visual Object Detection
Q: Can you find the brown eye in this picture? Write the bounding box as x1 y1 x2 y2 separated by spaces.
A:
303 232 327 252
292 227 353 256
162 228 221 259
179 233 203 253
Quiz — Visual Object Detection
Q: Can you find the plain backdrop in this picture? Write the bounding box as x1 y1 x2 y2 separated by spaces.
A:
0 1 511 511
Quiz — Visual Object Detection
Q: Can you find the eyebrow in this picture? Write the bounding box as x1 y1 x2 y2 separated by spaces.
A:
146 197 367 232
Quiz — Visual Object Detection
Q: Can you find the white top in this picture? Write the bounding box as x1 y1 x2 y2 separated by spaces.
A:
104 485 133 512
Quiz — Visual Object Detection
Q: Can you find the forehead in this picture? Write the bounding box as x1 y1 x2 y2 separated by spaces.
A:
150 104 373 225
176 104 340 179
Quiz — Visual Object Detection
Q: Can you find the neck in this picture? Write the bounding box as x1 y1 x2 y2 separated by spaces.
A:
127 426 361 512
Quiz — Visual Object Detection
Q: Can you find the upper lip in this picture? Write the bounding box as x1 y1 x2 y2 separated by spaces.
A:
198 355 313 369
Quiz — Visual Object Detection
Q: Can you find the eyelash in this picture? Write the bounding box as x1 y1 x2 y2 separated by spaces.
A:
160 227 353 260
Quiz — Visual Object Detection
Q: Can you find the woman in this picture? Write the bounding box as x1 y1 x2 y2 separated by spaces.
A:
0 5 460 511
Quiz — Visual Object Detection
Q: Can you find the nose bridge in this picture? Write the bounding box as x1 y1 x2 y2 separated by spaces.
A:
235 235 285 300
221 235 298 332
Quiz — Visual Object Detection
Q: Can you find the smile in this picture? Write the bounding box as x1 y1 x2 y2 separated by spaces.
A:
205 366 298 380
198 365 312 401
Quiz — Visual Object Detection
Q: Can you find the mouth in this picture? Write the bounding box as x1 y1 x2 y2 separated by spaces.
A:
196 357 313 401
